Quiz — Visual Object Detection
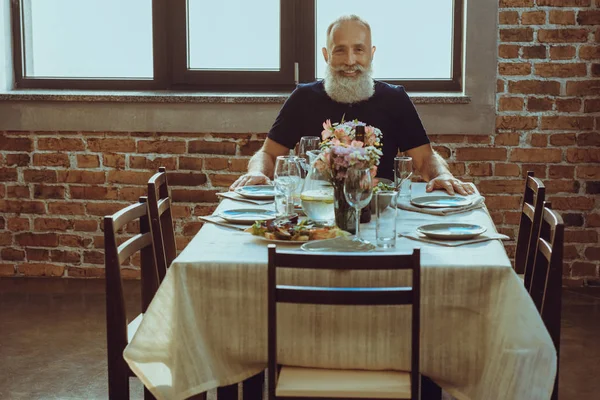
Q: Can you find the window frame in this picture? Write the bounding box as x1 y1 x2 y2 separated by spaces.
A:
10 0 463 92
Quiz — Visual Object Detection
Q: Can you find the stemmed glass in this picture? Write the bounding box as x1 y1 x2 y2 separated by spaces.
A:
274 156 302 216
344 167 373 244
298 136 321 175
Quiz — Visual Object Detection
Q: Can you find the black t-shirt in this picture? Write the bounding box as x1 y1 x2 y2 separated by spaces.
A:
267 80 430 181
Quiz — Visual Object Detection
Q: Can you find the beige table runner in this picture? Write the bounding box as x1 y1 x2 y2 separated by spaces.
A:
124 184 556 400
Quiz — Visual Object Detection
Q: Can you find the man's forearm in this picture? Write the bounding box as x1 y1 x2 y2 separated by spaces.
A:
248 151 276 179
419 150 452 181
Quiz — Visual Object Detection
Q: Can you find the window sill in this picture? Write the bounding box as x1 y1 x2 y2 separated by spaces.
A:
0 89 471 105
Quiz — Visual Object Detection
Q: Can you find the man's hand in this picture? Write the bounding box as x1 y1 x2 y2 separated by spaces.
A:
229 172 271 191
426 174 475 196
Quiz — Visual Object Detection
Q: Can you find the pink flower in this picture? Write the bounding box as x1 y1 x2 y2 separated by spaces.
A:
350 140 363 148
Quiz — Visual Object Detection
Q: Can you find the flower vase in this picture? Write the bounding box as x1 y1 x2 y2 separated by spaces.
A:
333 182 357 234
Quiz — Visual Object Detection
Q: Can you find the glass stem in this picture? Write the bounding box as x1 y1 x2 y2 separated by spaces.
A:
355 206 360 239
286 194 294 215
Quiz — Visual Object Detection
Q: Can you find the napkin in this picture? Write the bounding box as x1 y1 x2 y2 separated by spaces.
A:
198 215 247 231
396 194 486 216
398 231 509 247
217 191 274 205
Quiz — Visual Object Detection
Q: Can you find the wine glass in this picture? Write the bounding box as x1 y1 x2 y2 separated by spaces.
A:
274 156 302 216
394 156 413 200
344 167 373 243
298 136 321 175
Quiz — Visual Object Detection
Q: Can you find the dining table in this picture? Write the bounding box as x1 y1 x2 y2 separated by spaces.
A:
123 183 557 400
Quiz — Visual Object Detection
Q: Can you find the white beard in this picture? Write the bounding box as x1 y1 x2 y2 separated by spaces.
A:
323 64 375 104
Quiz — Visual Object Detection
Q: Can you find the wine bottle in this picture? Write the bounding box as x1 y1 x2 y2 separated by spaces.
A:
355 125 365 143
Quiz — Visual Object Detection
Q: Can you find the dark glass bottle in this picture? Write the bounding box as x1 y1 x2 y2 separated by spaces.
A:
354 125 371 223
355 125 365 142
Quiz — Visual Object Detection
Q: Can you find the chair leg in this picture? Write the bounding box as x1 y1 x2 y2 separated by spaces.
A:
421 375 442 400
217 383 238 400
108 369 130 400
243 371 265 400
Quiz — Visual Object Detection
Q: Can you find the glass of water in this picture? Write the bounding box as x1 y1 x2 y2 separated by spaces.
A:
375 190 398 248
274 156 302 216
394 156 413 201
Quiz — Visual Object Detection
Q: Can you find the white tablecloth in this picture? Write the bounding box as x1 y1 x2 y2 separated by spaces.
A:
124 184 556 400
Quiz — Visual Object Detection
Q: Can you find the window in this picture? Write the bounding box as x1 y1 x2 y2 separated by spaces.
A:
11 0 463 91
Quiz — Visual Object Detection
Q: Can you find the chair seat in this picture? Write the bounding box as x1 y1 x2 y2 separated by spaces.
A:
275 366 411 399
127 313 144 343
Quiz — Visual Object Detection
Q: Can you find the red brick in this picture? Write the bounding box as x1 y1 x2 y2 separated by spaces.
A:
189 141 236 155
495 133 521 146
584 248 600 262
37 138 84 151
535 63 586 77
579 46 600 60
586 213 600 227
16 233 59 247
510 148 562 162
549 165 575 179
577 10 600 25
7 217 29 231
59 234 93 248
571 262 597 277
467 163 492 176
485 196 521 210
57 170 105 184
544 180 580 194
25 248 49 261
585 99 600 113
0 232 12 246
500 28 534 42
538 29 588 43
5 154 30 166
193 205 218 217
76 155 100 168
203 158 229 171
548 196 595 210
129 156 177 171
522 164 547 178
577 166 600 179
103 153 126 169
121 269 141 280
176 237 192 252
1 248 25 261
83 250 104 265
166 172 208 187
567 149 600 163
567 81 600 96
19 263 64 277
86 202 129 216
455 148 507 161
0 200 46 214
497 80 505 93
209 174 239 187
565 230 598 244
48 202 86 215
578 132 600 146
564 245 580 260
182 221 203 237
529 134 548 147
498 45 521 59
0 264 15 277
521 11 545 25
171 189 219 203
239 141 264 156
549 10 575 25
118 186 147 201
34 217 73 231
73 220 98 232
33 185 66 199
549 46 576 60
498 97 524 111
23 169 57 183
479 180 524 194
508 80 560 95
495 163 521 176
32 153 70 167
70 186 118 200
448 162 466 177
496 116 538 130
541 116 594 130
0 137 32 151
522 45 547 59
555 98 581 112
500 0 533 6
499 63 532 76
107 170 150 185
527 97 553 111
179 157 203 171
593 64 600 77
536 0 590 5
499 11 519 25
465 135 492 144
50 250 81 264
433 146 451 159
549 133 576 146
7 185 29 198
67 267 105 278
137 140 186 154
0 168 18 182
87 138 135 152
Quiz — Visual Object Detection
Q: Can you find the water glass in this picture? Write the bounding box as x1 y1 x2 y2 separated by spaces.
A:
274 156 302 216
298 136 321 177
375 191 398 248
394 156 413 201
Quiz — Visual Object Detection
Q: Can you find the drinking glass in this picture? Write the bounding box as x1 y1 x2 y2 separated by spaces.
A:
298 136 321 175
274 156 302 216
375 191 398 248
394 156 413 201
344 167 373 244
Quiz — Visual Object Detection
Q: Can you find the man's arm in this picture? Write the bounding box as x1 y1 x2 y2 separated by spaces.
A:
229 138 290 190
406 143 474 195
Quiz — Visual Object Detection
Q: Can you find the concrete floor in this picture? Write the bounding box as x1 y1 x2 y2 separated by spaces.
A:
0 278 597 400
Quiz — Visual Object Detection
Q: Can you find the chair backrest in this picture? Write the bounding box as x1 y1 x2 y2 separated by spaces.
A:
147 167 177 282
267 245 421 400
514 171 546 288
104 197 160 385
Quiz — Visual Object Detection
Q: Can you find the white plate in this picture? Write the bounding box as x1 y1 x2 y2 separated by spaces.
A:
301 236 376 252
416 223 487 240
235 185 275 200
410 195 472 208
218 209 276 224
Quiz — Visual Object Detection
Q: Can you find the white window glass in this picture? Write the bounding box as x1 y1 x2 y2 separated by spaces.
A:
187 0 280 71
316 0 454 80
22 0 153 78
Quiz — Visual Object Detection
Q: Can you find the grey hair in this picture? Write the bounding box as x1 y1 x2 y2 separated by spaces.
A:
325 15 372 49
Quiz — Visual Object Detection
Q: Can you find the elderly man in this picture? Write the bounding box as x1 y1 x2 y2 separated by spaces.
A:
230 14 473 196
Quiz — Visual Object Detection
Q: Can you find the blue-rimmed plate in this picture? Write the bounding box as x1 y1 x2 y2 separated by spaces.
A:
235 185 275 200
416 223 486 240
410 195 471 208
218 209 276 225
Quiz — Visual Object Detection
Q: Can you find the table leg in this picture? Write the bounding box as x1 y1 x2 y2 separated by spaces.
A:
421 375 442 400
243 371 265 400
217 384 238 400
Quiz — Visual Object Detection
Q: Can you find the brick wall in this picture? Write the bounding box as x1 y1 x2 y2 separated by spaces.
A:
0 0 598 284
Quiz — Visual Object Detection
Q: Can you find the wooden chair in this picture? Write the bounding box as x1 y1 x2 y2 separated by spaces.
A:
514 171 546 288
267 245 421 400
105 197 160 400
528 206 563 400
147 167 177 282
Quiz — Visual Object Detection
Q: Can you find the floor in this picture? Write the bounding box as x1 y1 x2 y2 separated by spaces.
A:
0 278 598 400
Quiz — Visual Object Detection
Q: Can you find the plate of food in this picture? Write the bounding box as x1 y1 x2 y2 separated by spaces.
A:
235 185 275 200
218 209 277 225
416 223 487 240
410 195 472 208
245 215 346 243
